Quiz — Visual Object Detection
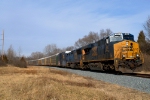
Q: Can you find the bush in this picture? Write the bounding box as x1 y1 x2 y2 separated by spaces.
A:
142 54 150 71
0 60 7 67
12 57 27 68
0 55 8 67
6 57 27 68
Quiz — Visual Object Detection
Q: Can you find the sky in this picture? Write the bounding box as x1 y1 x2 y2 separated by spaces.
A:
0 0 150 56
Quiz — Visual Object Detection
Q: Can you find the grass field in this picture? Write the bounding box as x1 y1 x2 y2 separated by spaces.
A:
0 66 150 100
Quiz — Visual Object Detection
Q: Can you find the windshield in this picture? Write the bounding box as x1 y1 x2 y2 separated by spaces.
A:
110 35 123 42
123 35 134 41
109 33 134 42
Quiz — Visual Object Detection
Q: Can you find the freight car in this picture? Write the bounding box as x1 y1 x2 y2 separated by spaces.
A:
28 52 71 66
28 33 144 73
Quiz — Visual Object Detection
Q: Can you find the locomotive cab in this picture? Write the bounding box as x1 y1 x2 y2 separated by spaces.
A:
112 33 144 73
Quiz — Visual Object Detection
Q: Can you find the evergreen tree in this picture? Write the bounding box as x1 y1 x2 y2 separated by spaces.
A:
137 30 146 44
20 57 27 68
137 30 147 53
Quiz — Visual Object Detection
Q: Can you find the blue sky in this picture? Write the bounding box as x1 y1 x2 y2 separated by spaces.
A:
0 0 150 56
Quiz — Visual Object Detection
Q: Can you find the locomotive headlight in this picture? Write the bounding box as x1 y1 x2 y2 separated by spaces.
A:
136 54 140 58
136 54 140 59
122 54 126 59
126 41 128 46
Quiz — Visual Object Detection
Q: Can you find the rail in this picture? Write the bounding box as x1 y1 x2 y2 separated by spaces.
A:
124 73 150 79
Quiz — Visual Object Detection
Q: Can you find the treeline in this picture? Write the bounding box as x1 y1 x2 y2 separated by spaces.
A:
27 29 113 60
0 45 27 68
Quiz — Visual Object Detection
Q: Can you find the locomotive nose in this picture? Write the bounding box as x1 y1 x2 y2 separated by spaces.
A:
121 41 140 59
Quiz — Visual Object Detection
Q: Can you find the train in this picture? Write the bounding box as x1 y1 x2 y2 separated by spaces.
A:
28 33 144 73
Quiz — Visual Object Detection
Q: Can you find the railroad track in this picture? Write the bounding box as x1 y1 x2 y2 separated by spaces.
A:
50 66 150 79
124 73 150 79
49 66 150 79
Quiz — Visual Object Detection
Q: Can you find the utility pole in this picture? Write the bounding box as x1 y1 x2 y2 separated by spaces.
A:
1 30 4 60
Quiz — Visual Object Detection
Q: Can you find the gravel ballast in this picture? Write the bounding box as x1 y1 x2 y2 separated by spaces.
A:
49 66 150 94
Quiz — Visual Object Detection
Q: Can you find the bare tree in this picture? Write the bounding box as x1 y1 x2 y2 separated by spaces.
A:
74 38 88 48
74 32 100 48
82 35 90 45
7 45 16 63
144 16 150 40
53 48 62 54
74 38 83 48
44 44 61 56
143 16 150 54
44 44 57 56
99 29 113 39
64 46 74 51
88 32 99 42
30 52 44 59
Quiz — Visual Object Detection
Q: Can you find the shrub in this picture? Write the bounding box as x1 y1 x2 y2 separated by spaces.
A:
0 55 8 67
12 57 27 68
0 60 7 67
142 54 150 71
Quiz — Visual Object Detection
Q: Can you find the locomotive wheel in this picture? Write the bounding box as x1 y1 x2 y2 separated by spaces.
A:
81 64 88 69
103 65 110 71
110 65 115 70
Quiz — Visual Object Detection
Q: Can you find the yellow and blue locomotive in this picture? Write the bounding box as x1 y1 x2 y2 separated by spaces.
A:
67 33 144 73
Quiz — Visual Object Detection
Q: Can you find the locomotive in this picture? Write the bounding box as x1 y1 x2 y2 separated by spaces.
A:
28 33 144 73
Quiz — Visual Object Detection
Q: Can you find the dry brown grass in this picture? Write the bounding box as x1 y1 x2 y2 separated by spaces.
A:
0 66 150 100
